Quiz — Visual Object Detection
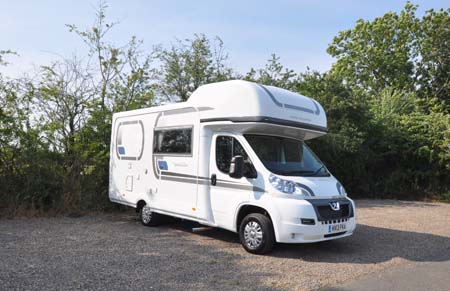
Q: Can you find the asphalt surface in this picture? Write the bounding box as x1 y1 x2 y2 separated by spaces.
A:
326 260 450 291
1 199 450 290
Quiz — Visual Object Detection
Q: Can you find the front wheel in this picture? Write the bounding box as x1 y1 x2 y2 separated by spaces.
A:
239 213 275 254
140 205 161 226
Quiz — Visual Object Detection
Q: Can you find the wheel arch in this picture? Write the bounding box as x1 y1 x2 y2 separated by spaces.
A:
235 204 275 232
136 199 147 213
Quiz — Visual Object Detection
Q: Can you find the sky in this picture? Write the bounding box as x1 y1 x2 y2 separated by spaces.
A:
0 0 449 77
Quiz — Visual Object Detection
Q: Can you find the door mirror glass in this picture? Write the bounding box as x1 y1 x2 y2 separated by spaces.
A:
229 155 244 179
244 161 257 179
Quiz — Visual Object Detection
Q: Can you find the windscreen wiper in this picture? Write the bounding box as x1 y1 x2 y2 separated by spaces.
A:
312 164 326 175
281 170 315 175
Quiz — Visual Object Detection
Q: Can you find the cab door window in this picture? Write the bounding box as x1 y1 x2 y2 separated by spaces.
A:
216 136 249 174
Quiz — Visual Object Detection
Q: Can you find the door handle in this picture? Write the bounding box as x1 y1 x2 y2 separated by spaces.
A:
211 174 217 186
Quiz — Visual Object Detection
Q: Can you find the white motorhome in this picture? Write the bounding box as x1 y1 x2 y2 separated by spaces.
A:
109 80 356 254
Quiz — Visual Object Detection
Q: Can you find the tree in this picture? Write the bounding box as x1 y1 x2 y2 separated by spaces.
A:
65 2 155 209
32 58 93 209
418 7 450 108
0 50 63 214
0 50 16 66
244 54 297 90
328 2 419 93
155 34 233 102
328 2 450 111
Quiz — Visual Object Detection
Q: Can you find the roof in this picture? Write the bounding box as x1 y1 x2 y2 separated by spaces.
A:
113 80 327 135
188 80 327 132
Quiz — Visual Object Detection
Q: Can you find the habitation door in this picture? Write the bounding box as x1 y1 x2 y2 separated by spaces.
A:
209 134 254 229
153 126 198 216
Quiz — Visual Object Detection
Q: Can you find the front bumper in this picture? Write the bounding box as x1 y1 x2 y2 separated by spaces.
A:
272 197 357 243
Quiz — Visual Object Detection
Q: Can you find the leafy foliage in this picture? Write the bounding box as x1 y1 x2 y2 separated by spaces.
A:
244 54 297 90
0 2 449 215
154 34 233 102
328 2 450 112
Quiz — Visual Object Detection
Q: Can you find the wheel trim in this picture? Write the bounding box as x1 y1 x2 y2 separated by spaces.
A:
141 205 152 224
243 221 263 249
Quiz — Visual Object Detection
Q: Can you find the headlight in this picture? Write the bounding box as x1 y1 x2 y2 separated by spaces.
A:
336 182 347 196
269 174 312 196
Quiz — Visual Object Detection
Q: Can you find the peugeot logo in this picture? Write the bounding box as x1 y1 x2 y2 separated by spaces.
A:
329 201 340 211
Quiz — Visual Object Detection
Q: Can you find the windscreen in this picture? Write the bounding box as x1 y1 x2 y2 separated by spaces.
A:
245 134 329 177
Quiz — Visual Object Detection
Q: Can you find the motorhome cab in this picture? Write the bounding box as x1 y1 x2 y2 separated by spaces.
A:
109 80 356 254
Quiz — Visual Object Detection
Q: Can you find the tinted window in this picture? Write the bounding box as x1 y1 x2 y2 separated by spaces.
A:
153 128 192 154
245 134 329 177
216 136 248 173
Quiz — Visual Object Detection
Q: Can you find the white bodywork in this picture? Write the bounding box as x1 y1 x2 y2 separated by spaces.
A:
109 80 356 243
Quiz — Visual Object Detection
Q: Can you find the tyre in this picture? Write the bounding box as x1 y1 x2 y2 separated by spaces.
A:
139 204 161 226
239 213 275 254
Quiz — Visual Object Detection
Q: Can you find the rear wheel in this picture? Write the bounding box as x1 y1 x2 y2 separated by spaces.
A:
140 205 161 226
239 213 275 254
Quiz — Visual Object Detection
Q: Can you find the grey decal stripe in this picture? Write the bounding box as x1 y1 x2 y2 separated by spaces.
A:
154 112 163 128
215 182 265 192
297 183 315 196
116 120 145 161
258 84 283 107
284 103 315 114
197 106 214 111
163 107 196 116
160 172 265 192
312 100 321 115
121 156 138 161
161 175 209 185
216 178 245 184
258 84 320 116
152 157 160 179
122 120 139 125
161 171 255 185
161 171 209 180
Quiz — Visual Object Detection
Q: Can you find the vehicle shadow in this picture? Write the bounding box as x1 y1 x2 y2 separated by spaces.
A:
174 221 450 264
272 224 450 263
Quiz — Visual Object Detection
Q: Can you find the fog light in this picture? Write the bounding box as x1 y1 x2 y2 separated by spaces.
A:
301 218 315 225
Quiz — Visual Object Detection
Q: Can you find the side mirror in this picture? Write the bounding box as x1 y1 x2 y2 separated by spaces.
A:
229 155 244 179
244 161 258 179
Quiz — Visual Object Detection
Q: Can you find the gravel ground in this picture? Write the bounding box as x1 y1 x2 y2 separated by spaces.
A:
1 199 450 291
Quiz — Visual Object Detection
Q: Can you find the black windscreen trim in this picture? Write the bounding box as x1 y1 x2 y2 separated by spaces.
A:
200 116 327 133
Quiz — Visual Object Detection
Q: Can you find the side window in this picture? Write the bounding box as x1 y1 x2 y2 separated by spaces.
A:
116 120 144 160
216 136 248 173
153 128 192 154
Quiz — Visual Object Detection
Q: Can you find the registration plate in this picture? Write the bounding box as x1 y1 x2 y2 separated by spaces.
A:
328 223 346 233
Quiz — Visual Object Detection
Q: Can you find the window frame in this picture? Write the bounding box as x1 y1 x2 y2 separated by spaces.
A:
153 125 194 157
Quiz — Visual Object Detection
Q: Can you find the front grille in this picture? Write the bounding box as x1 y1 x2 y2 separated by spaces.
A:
317 204 350 220
305 198 354 222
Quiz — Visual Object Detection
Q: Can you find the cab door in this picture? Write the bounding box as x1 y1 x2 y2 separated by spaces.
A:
209 134 256 230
